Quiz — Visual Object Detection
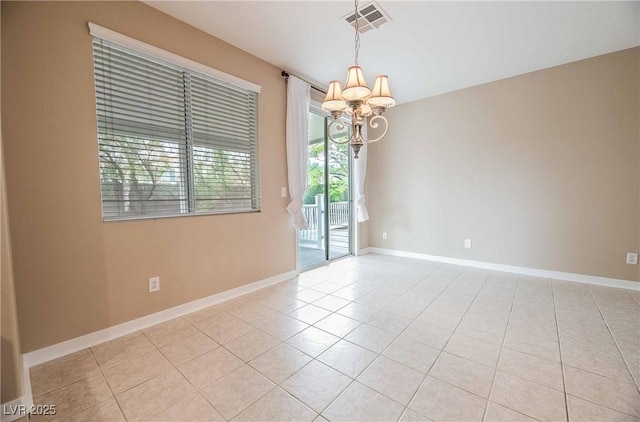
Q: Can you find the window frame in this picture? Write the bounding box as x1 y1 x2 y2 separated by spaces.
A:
90 23 261 222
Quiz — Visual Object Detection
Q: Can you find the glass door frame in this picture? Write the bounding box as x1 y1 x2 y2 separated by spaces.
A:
297 103 354 271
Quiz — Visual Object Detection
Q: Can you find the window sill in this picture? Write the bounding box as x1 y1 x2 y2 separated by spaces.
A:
102 209 261 223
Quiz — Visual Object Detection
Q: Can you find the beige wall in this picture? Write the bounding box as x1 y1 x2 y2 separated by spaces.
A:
2 1 294 352
1 1 24 400
367 48 640 282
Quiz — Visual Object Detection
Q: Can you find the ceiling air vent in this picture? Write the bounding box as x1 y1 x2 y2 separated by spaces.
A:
343 1 391 34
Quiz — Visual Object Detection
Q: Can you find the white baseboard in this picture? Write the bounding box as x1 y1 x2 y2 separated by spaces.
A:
22 270 297 369
362 247 640 291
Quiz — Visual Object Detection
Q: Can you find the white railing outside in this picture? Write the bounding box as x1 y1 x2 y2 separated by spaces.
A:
329 201 349 227
300 194 349 248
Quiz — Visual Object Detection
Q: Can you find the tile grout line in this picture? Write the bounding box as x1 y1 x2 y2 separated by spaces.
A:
87 346 128 421
554 283 640 419
140 314 285 422
624 289 640 307
181 263 386 420
389 265 465 409
421 269 509 417
479 279 577 419
393 266 491 420
31 344 145 420
309 261 451 419
26 357 97 404
269 258 429 420
309 261 454 420
586 285 640 394
195 259 419 420
179 311 289 421
167 319 277 421
480 274 520 422
136 327 223 422
551 279 571 422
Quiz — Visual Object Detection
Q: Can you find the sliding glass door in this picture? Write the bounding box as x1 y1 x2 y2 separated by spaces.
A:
298 110 352 269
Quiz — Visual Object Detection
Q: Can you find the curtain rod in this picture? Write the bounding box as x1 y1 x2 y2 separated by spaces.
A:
281 71 327 95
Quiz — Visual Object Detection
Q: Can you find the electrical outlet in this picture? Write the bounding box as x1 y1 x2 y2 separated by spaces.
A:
382 232 388 240
149 276 160 292
281 187 287 198
464 239 472 249
626 253 638 265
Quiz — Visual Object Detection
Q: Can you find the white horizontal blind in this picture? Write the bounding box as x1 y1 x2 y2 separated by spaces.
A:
92 37 260 220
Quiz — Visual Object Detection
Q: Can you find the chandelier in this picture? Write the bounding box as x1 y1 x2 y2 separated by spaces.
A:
321 0 396 159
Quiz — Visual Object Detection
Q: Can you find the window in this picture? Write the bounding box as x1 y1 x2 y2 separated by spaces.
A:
92 35 259 221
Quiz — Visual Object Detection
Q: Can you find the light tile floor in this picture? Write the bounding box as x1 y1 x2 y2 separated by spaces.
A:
28 254 640 421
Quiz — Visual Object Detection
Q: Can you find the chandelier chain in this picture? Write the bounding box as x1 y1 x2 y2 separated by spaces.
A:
321 0 394 159
354 0 360 65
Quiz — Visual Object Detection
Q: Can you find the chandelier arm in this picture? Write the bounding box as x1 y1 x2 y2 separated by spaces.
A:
363 115 389 143
327 118 353 144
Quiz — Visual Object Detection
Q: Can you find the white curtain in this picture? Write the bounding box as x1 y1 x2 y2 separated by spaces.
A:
353 125 369 222
285 76 311 229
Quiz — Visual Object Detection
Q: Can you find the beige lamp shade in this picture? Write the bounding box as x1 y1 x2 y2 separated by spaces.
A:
367 75 396 108
322 81 347 112
341 66 371 102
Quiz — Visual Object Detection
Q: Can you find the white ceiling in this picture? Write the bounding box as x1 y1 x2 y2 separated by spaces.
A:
145 1 640 105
